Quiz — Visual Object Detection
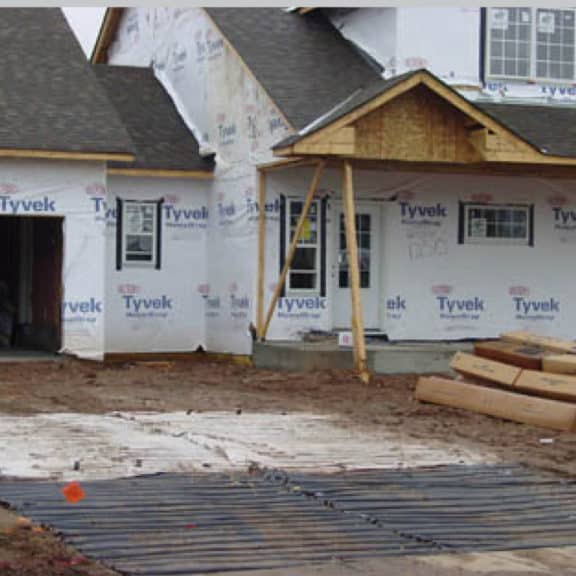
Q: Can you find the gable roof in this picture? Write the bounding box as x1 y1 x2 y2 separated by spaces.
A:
93 65 214 175
274 70 420 149
273 68 576 162
477 102 576 159
0 9 133 160
204 8 382 130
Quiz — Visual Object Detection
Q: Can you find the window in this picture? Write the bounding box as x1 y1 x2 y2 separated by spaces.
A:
116 199 162 269
460 203 533 245
286 199 320 292
338 213 371 289
486 8 576 82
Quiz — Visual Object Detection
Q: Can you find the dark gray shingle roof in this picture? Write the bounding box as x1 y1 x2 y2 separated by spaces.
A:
477 102 576 158
205 8 382 130
0 9 133 156
93 65 214 173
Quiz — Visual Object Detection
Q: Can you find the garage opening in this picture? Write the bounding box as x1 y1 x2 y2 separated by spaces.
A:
0 216 63 353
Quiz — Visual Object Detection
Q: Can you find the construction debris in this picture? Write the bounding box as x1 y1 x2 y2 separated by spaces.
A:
416 331 576 432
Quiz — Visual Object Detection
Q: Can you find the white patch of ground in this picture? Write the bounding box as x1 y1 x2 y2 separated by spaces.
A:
0 411 493 481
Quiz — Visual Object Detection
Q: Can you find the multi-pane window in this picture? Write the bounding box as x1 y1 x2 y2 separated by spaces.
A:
487 7 576 82
462 204 531 245
536 9 575 80
287 200 320 292
123 201 158 266
338 213 371 289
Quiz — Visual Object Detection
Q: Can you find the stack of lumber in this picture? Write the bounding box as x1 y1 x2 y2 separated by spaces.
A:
415 331 576 432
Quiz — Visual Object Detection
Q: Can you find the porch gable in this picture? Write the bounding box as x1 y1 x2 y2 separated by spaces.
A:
273 70 576 167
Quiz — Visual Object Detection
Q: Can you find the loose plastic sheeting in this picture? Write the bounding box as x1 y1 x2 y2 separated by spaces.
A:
105 176 210 354
0 159 107 359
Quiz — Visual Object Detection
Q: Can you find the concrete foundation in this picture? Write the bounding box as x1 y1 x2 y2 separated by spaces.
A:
253 339 474 374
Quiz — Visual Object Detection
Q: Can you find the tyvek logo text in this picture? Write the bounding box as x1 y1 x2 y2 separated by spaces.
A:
385 295 407 320
62 298 102 324
400 201 447 227
0 196 55 214
437 296 484 320
123 294 172 318
277 296 327 320
513 297 559 321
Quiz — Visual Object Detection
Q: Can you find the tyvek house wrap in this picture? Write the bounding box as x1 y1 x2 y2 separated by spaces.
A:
264 164 576 342
0 159 107 359
108 7 292 355
104 176 210 354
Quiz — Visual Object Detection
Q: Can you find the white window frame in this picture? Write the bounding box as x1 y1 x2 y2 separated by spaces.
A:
122 200 158 268
462 203 532 246
285 198 321 294
486 7 576 84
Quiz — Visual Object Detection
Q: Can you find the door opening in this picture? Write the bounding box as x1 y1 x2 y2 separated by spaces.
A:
333 203 381 330
0 216 63 352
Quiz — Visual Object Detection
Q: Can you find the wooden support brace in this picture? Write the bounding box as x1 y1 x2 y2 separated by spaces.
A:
342 161 370 383
256 170 267 339
260 161 326 340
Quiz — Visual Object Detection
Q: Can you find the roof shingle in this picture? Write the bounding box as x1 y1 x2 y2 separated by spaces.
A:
205 8 382 131
93 65 214 173
0 9 133 156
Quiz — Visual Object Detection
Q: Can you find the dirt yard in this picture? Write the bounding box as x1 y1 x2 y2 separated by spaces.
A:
1 357 576 575
0 357 575 476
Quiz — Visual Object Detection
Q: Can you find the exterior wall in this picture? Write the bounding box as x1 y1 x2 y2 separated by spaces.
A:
108 7 294 355
382 171 576 341
0 158 107 359
105 176 209 354
329 7 576 105
265 166 576 342
328 7 481 86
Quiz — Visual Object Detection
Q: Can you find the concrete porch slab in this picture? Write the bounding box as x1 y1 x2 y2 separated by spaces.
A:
253 339 474 374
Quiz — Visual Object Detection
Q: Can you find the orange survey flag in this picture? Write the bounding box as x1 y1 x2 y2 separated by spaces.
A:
62 481 85 504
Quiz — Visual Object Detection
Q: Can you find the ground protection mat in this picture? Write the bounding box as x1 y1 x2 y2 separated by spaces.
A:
1 464 576 574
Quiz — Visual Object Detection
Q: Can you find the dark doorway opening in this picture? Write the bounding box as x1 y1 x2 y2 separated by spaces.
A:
0 216 63 352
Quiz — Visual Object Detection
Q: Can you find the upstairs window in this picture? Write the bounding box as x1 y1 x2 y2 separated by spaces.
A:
487 8 576 82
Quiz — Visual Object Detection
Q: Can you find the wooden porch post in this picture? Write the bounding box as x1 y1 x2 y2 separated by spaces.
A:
260 160 325 340
256 170 266 339
342 160 370 383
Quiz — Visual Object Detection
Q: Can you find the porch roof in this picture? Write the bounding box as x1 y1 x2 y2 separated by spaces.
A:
272 69 576 167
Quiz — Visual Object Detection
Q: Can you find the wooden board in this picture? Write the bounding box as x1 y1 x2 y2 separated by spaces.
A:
501 331 576 354
474 340 546 370
450 351 521 387
542 355 576 375
415 376 576 432
515 370 576 403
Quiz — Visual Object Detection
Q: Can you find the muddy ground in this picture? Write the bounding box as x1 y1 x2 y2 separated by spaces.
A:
0 358 575 477
1 357 576 575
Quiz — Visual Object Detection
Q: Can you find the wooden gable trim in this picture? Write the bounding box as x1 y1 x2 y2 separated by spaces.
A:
91 8 125 64
274 70 576 166
202 9 295 133
273 71 425 156
0 148 134 162
108 168 213 179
